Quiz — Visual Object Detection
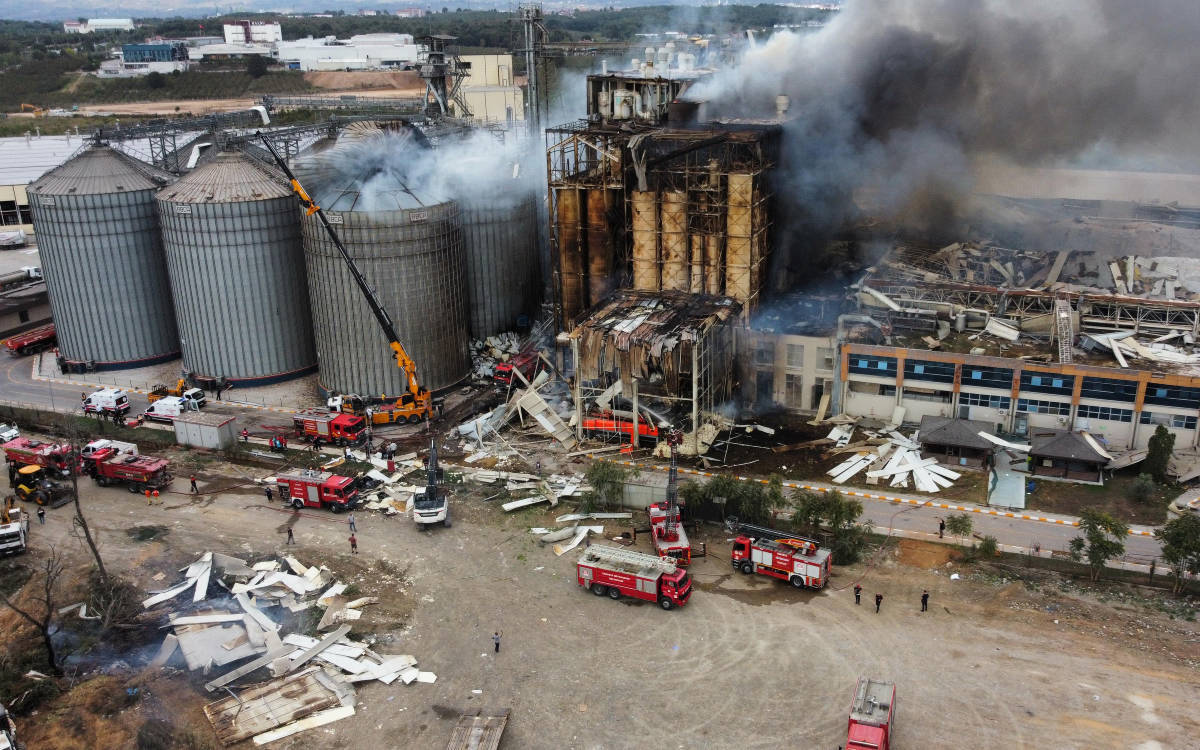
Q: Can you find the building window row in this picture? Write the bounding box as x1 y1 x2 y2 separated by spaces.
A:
960 392 1011 409
1077 404 1133 423
904 358 955 384
1020 371 1074 396
1140 412 1199 430
903 386 952 403
849 355 897 376
1143 385 1200 410
0 201 32 227
1079 376 1138 403
1016 398 1071 416
963 365 1013 389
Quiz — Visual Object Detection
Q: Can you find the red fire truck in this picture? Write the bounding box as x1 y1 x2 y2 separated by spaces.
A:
581 410 659 442
576 545 692 610
276 470 359 512
292 412 367 447
846 678 896 750
649 431 690 564
3 324 56 356
88 454 173 492
730 520 831 589
2 437 76 477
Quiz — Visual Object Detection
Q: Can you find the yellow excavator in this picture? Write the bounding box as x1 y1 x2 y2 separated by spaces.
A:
19 103 46 117
259 134 441 426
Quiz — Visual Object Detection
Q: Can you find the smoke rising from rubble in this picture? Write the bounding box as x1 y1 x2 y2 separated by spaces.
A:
684 0 1200 278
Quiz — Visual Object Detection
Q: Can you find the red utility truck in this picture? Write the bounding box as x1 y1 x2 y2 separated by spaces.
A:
730 520 831 589
292 412 366 446
576 545 692 610
87 454 172 492
3 437 76 477
581 410 659 442
3 324 56 356
493 350 545 386
276 470 359 513
846 678 896 750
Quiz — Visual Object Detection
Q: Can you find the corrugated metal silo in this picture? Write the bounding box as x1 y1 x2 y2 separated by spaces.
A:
298 132 470 395
459 192 541 338
27 145 179 369
156 151 316 384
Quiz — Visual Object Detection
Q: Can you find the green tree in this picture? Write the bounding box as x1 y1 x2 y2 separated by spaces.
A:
1127 473 1156 504
145 71 166 90
944 513 973 546
246 53 268 78
1155 513 1200 594
1146 424 1175 484
789 489 872 564
1069 509 1128 582
580 460 637 512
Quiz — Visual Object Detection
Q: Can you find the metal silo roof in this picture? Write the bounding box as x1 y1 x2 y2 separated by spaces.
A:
157 151 291 203
27 145 173 195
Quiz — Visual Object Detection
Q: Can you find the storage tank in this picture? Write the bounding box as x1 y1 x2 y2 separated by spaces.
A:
27 145 179 369
156 150 316 384
459 194 540 338
297 131 469 396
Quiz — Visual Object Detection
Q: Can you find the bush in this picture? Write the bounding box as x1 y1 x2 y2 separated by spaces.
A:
976 535 998 558
1127 473 1157 504
145 71 166 90
136 718 173 750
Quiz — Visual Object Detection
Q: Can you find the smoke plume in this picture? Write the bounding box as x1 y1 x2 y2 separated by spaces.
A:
684 0 1200 279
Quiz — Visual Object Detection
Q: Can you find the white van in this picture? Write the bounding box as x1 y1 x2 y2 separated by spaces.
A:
80 439 138 459
180 388 207 409
82 388 130 415
143 396 196 422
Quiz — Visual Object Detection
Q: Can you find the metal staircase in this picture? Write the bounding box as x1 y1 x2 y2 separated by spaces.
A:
1055 295 1074 363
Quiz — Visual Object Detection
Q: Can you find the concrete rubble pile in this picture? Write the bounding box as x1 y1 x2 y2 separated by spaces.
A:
142 551 434 746
822 422 961 494
469 332 522 381
528 510 634 556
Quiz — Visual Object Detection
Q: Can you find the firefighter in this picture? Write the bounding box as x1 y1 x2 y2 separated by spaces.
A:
152 489 160 506
854 583 862 605
145 489 152 506
241 428 250 443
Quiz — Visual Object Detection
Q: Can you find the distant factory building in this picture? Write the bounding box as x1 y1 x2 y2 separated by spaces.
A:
63 18 135 33
188 43 274 62
276 33 419 72
100 42 191 77
0 133 85 235
223 21 283 45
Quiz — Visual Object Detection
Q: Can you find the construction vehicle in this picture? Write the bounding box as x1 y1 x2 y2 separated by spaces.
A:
3 437 76 478
413 439 450 528
327 392 440 426
846 678 896 750
19 103 45 117
82 388 130 416
728 519 831 589
292 411 367 447
493 349 546 386
575 545 692 610
648 430 691 565
0 498 29 556
259 134 441 426
3 324 55 356
276 469 359 512
148 379 207 407
86 454 172 492
0 266 39 291
14 465 74 507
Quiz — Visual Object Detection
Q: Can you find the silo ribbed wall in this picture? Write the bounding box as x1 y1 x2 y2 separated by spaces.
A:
460 194 541 338
27 148 179 368
156 153 316 384
302 202 469 395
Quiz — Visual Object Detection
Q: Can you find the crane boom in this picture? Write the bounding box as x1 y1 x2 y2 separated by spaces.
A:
257 133 424 399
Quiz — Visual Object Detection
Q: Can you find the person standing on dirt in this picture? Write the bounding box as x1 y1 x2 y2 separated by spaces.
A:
348 533 358 554
264 485 274 503
348 513 357 534
153 489 160 505
492 631 501 653
853 583 862 605
938 518 945 539
921 590 929 612
36 507 44 525
875 593 883 613
241 428 250 443
286 527 295 545
190 475 198 494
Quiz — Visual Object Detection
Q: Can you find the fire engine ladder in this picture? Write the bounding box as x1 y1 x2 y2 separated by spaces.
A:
1055 294 1074 364
727 519 820 548
664 431 681 538
586 544 677 573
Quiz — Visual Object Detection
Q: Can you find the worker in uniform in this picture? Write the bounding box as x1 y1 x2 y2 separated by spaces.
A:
853 583 862 605
875 593 883 613
264 485 274 502
241 428 250 443
921 590 929 612
152 489 160 505
145 489 152 506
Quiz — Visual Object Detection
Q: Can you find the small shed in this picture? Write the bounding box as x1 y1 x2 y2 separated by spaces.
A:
174 411 237 450
1029 430 1107 485
918 415 994 467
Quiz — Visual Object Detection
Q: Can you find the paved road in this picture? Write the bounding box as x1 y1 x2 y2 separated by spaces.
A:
600 455 1166 569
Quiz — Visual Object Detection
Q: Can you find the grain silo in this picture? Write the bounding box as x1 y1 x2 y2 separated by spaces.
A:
27 145 179 369
155 150 316 384
298 128 470 396
459 192 541 338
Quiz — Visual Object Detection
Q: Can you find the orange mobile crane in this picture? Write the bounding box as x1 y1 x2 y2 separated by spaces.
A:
259 134 438 426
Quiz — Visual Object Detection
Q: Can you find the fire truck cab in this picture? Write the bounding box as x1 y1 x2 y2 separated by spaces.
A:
732 534 831 589
276 470 359 513
846 677 896 750
292 412 366 446
649 501 691 565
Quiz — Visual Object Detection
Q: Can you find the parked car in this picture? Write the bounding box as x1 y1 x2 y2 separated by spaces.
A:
0 424 18 443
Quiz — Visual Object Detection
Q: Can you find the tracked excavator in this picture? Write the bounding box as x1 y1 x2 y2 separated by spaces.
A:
259 134 442 426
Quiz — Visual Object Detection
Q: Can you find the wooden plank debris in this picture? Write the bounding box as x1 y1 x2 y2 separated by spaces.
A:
204 667 342 745
445 708 511 750
252 705 355 746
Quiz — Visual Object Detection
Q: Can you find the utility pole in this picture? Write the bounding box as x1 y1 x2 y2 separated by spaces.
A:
519 3 545 137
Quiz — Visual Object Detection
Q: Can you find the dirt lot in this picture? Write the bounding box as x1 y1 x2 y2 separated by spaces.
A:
3 440 1198 749
73 81 424 117
303 71 423 91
